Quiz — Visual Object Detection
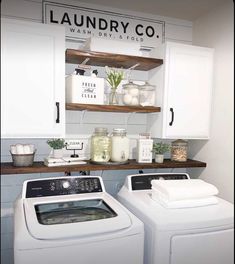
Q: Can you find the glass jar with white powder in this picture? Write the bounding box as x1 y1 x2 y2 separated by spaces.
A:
111 128 130 162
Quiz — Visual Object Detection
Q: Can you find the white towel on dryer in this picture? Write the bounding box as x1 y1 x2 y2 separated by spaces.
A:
151 179 219 202
151 190 218 209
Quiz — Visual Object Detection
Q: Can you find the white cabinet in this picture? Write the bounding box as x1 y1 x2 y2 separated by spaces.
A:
147 42 214 139
1 19 65 138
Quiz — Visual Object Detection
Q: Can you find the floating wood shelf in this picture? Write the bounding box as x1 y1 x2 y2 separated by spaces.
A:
66 103 161 113
1 159 206 175
66 49 163 71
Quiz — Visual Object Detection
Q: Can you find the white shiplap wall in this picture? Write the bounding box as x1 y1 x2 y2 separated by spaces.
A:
1 1 192 263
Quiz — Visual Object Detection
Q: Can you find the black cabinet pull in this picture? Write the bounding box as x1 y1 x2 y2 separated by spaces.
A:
169 107 174 126
56 102 60 123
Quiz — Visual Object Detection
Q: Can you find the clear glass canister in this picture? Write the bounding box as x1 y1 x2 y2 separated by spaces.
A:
90 127 111 163
111 128 130 162
139 82 156 106
171 139 188 162
122 81 140 106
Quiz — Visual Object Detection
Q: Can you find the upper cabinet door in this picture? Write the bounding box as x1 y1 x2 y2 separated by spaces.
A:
148 42 214 139
1 19 65 138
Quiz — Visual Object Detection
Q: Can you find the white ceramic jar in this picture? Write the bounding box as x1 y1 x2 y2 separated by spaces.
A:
111 128 130 162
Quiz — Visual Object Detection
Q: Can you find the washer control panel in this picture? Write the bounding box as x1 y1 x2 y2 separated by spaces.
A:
25 177 103 198
131 173 189 191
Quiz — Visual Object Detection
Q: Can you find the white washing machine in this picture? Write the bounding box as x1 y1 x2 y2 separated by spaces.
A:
14 175 144 264
117 173 234 264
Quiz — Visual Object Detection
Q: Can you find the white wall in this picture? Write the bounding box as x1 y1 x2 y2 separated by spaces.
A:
188 1 234 203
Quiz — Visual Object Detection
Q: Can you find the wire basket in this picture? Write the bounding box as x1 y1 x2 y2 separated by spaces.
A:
10 151 36 167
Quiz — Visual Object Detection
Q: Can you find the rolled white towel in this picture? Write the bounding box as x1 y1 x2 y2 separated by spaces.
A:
10 145 17 154
151 179 219 201
23 144 31 154
15 144 24 154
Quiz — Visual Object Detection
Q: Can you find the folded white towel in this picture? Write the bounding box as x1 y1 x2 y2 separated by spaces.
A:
151 191 218 209
151 179 219 201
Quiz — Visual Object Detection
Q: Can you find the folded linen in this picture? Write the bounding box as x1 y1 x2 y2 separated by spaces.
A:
151 179 219 202
151 190 218 209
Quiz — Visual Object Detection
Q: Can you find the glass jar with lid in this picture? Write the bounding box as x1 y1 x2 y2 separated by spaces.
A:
122 81 140 106
90 127 111 163
111 128 130 162
139 82 156 106
171 139 188 162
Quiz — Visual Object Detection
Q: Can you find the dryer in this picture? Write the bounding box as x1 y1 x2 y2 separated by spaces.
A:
14 176 144 264
117 173 234 264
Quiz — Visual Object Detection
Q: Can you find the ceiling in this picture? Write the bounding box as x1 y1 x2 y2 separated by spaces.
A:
78 0 230 21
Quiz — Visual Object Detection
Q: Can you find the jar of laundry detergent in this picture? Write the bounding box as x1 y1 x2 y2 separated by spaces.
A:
111 128 130 162
90 127 111 163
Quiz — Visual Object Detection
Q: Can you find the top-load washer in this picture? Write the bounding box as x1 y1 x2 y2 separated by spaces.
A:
117 173 234 264
14 175 144 264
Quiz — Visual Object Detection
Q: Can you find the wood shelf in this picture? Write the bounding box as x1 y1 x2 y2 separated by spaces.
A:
66 49 163 71
66 103 161 113
1 159 206 175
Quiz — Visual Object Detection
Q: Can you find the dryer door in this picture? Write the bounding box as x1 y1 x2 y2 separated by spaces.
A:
170 228 234 264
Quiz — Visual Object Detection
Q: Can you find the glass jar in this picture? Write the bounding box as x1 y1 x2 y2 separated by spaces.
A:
171 139 188 162
90 127 111 163
139 82 156 106
111 128 130 162
122 81 140 106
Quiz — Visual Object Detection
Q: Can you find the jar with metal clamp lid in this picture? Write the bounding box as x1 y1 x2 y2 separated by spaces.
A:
90 127 111 163
111 128 130 162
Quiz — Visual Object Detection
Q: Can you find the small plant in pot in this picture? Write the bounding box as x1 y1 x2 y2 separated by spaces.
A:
152 142 171 163
47 138 65 159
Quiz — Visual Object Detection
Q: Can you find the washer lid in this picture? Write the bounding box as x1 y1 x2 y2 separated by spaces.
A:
118 190 234 231
24 193 132 240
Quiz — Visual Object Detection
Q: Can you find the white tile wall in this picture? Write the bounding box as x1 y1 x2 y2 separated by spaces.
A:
1 1 192 263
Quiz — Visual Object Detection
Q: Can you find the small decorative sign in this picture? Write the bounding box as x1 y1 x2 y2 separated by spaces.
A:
42 1 165 49
66 75 105 105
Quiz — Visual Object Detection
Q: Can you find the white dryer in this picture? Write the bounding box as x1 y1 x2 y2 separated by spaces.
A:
14 176 144 264
117 173 234 264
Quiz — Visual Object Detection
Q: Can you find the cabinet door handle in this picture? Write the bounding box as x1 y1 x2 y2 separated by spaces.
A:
56 102 60 123
169 107 174 126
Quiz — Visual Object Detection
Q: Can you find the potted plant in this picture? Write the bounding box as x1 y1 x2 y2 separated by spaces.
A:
105 66 124 105
47 138 65 159
152 142 170 163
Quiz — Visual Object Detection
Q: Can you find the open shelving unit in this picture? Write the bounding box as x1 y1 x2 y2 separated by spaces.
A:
66 49 163 71
1 159 206 175
66 103 161 113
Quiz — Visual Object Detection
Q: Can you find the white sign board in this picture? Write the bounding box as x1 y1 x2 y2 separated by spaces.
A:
43 1 165 49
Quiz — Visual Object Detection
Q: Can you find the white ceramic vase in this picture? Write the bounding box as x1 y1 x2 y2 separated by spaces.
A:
155 154 164 163
52 148 63 159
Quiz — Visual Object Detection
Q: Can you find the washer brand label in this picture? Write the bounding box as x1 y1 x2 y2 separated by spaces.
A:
43 1 165 48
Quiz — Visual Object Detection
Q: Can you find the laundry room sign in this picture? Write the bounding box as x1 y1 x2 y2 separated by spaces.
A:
42 1 165 49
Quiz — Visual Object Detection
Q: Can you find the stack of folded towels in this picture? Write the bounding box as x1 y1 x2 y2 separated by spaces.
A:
151 179 219 209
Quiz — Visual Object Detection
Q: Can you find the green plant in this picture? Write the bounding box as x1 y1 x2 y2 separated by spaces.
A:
105 66 124 90
152 142 170 155
47 138 65 149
